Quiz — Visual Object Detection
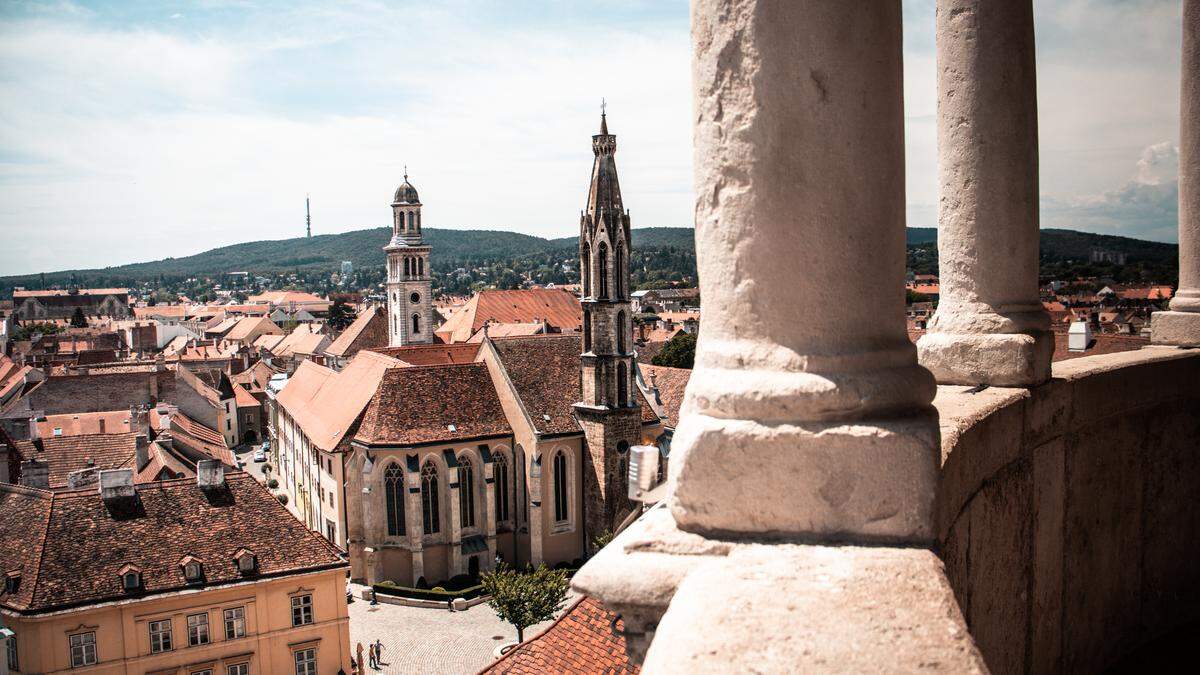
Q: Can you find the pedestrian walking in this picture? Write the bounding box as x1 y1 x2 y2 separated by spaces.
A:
374 639 385 668
368 642 377 669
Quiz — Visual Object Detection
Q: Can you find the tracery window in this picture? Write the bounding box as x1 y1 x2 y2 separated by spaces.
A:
458 456 476 528
385 464 405 536
493 452 510 522
421 462 440 534
598 242 609 299
553 451 568 523
618 362 629 407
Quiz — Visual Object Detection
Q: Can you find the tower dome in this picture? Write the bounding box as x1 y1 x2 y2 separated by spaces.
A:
393 175 420 204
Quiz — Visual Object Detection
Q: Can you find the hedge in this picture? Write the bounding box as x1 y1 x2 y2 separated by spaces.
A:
373 581 485 602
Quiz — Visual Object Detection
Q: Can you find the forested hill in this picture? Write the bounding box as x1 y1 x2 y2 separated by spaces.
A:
0 225 1178 298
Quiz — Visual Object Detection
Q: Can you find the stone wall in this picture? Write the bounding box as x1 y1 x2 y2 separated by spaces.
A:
577 406 640 545
935 347 1200 674
27 370 175 415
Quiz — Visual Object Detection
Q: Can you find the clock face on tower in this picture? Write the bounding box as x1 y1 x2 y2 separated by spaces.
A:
410 292 421 304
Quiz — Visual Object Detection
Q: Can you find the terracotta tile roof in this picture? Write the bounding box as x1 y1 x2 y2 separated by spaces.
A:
370 342 481 366
480 596 639 674
232 383 260 408
276 351 401 453
325 305 388 357
491 335 657 436
207 317 240 336
37 410 134 437
225 315 279 342
29 432 141 489
467 322 546 342
133 305 189 319
639 364 691 429
164 410 236 466
1051 330 1149 362
436 289 582 343
356 363 512 447
0 473 347 615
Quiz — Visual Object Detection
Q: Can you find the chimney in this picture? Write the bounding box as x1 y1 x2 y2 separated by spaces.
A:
98 418 107 434
67 467 99 489
19 459 49 489
197 459 225 489
99 468 135 502
135 434 150 471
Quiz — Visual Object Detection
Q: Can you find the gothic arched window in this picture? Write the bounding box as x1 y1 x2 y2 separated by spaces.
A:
598 242 609 299
384 465 405 536
615 244 625 299
618 362 629 407
421 462 440 535
459 456 476 528
407 211 415 230
417 257 424 277
581 243 591 297
617 311 627 354
494 452 510 523
411 313 421 335
553 451 568 523
404 258 411 277
582 309 592 352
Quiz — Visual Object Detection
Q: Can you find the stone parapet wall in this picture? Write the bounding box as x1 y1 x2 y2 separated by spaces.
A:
935 346 1200 674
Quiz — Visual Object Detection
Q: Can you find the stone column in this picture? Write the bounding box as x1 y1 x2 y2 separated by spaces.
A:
447 464 463 576
1153 0 1200 345
916 0 1053 385
672 0 939 543
405 467 424 585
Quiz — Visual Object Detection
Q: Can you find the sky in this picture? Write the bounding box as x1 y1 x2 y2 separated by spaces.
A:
0 0 1185 276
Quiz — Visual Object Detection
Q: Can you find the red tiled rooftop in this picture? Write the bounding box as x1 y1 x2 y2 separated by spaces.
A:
370 342 481 365
0 473 346 615
356 363 511 447
480 596 639 674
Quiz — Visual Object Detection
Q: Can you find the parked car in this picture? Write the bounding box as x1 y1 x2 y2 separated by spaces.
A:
262 440 271 451
253 449 266 462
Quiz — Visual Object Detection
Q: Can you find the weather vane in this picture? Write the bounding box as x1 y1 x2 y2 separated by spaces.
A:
404 164 408 181
601 97 606 116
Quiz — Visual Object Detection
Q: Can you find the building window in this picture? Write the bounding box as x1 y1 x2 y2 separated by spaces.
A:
617 311 627 354
618 362 629 407
404 257 411 277
294 648 317 675
70 632 97 667
385 464 405 536
183 561 203 583
581 243 591 297
616 244 625 298
553 451 568 523
582 310 591 352
598 242 609 299
187 613 210 646
192 669 213 675
7 629 17 671
224 607 246 640
149 619 173 653
122 570 141 592
227 664 249 675
421 462 440 535
291 594 313 626
410 291 420 303
411 313 421 335
494 452 510 522
417 258 424 276
459 456 476 528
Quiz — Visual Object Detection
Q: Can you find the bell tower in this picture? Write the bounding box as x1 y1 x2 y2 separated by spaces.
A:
385 171 434 346
574 109 640 543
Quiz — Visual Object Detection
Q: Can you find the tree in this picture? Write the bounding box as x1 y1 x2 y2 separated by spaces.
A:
651 332 696 369
481 564 569 643
327 298 357 331
70 307 88 328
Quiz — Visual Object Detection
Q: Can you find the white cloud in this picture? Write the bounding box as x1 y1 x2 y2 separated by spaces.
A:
1041 142 1179 242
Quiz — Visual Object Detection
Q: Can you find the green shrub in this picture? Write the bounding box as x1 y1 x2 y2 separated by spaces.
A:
373 581 485 602
276 493 289 505
267 478 279 489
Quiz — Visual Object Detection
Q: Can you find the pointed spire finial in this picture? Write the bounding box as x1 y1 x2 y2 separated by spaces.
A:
600 98 608 135
404 164 408 181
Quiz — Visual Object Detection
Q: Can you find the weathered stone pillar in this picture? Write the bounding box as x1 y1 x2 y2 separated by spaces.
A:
405 465 424 585
447 464 464 576
1153 0 1200 345
672 0 938 543
917 0 1053 385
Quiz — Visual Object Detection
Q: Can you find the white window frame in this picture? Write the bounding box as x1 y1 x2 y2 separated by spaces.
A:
69 631 97 667
294 647 317 675
223 606 246 640
290 594 313 627
187 612 210 647
149 619 173 653
227 664 250 675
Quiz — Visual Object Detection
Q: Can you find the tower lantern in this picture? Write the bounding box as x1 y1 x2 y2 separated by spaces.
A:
384 171 433 346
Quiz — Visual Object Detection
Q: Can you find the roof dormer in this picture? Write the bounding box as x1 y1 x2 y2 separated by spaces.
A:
118 564 142 593
233 548 258 576
180 555 204 584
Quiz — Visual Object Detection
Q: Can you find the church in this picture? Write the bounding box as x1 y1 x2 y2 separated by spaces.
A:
286 113 669 587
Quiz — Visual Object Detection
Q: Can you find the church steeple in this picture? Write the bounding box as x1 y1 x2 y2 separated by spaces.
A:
575 108 639 544
384 170 433 346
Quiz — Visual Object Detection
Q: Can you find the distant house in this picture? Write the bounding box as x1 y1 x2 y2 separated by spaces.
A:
324 305 389 371
434 288 582 343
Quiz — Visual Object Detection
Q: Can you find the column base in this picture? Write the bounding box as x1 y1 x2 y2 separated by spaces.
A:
1151 310 1200 346
668 411 939 544
917 330 1053 387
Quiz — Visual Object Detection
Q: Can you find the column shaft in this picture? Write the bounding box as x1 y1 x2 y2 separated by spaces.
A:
1153 0 1200 344
671 0 938 543
917 0 1052 386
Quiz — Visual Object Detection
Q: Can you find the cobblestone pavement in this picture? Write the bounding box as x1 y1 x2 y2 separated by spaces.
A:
348 583 580 674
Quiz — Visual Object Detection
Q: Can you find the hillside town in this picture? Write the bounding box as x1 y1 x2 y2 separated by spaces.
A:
5 0 1200 671
0 107 1190 674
